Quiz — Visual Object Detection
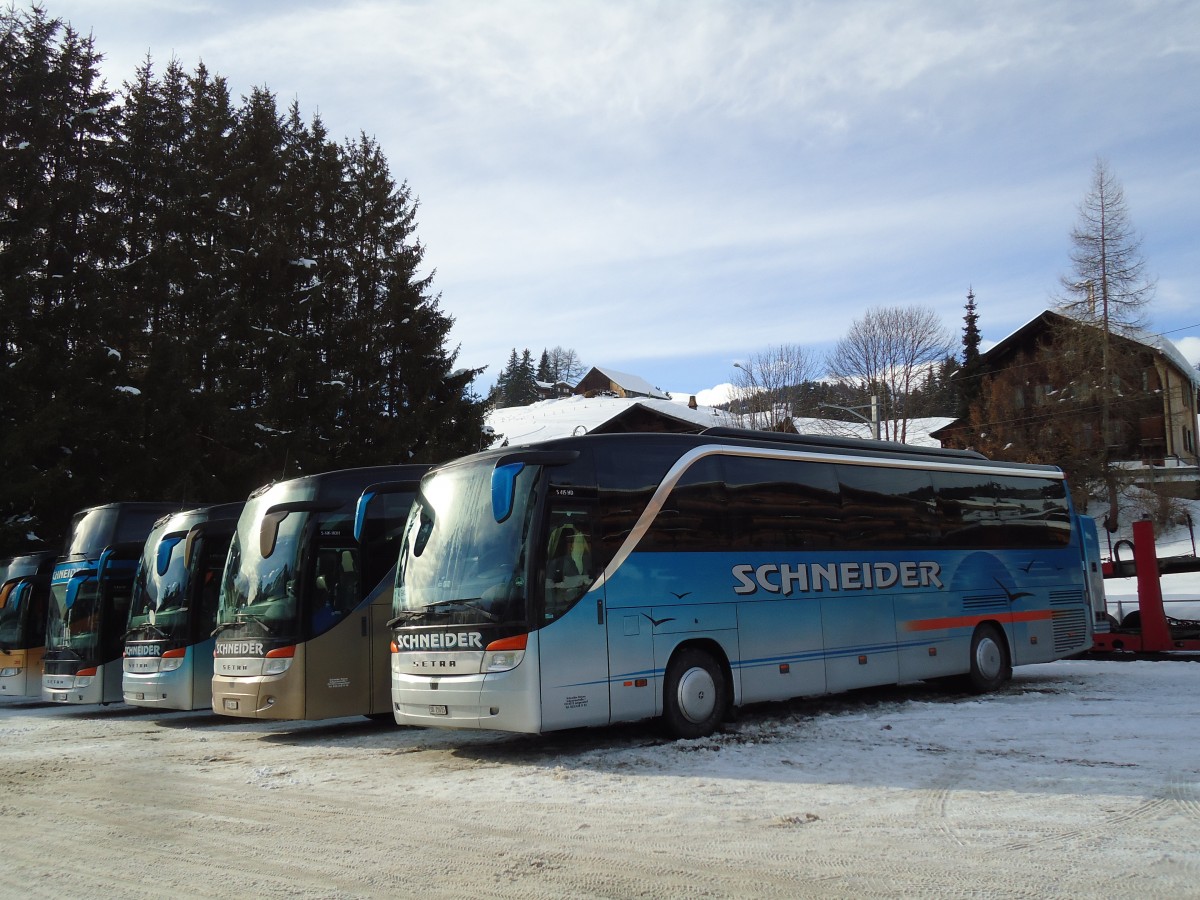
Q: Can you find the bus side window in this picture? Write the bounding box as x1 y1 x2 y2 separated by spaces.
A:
312 547 362 634
543 510 594 622
197 549 224 638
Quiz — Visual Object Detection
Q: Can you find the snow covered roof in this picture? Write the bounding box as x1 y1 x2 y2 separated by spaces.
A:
585 366 671 399
783 416 956 448
1128 326 1200 389
485 397 953 450
991 310 1200 388
485 396 737 447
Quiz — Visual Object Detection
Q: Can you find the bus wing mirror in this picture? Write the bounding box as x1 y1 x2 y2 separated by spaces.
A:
259 501 338 559
492 463 525 523
155 531 189 576
259 510 289 560
184 519 237 569
490 450 579 523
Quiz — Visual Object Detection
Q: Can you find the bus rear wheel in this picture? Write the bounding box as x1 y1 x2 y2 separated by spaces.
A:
663 647 727 739
966 624 1011 693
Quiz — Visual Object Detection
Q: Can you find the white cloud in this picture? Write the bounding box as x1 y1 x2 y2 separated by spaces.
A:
669 383 736 408
47 0 1200 392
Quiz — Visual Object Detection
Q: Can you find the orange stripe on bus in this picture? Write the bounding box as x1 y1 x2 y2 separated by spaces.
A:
904 610 1055 632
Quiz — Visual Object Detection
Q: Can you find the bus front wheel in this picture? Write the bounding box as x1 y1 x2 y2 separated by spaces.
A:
966 624 1011 693
663 647 727 739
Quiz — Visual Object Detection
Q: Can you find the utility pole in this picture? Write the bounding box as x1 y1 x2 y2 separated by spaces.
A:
820 396 880 441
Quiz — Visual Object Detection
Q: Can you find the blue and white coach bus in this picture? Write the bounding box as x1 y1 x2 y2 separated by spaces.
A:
389 429 1104 738
122 502 244 710
43 502 180 705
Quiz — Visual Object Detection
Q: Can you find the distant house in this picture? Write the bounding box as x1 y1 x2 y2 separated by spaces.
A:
534 380 573 401
933 310 1200 493
573 366 671 400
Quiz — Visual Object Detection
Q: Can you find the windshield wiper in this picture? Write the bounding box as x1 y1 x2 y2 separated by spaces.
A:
237 612 275 634
386 609 447 627
386 598 501 629
124 623 167 640
210 612 275 638
423 598 499 622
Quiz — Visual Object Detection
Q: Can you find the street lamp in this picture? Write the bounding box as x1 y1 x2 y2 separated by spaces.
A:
732 362 765 429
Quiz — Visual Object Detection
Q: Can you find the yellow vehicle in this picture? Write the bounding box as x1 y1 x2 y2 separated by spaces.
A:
0 551 55 698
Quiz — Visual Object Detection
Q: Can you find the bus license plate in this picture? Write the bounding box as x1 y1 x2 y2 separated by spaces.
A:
429 705 448 716
223 699 239 711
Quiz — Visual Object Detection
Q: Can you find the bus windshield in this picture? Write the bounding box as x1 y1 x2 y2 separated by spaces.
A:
0 581 28 648
393 460 539 626
127 522 190 640
216 483 317 640
62 507 170 559
46 577 101 661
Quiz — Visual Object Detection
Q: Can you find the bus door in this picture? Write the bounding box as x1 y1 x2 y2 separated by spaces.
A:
97 542 145 702
305 543 368 719
356 479 422 716
184 520 237 706
538 490 612 731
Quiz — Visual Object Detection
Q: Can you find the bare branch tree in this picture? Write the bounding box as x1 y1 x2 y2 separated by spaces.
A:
548 346 585 384
730 343 820 431
1056 158 1157 531
1057 158 1156 334
826 305 953 443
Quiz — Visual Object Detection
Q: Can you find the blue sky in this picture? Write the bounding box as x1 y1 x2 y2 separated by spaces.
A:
44 0 1200 399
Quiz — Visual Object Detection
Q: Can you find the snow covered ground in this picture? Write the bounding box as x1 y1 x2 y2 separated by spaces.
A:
2 656 1199 898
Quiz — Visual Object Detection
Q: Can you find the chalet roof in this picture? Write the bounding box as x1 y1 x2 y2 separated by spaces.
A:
989 310 1200 388
485 396 736 447
584 366 671 399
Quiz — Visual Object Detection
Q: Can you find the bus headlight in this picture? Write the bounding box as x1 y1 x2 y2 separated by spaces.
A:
0 667 20 677
482 634 527 673
263 657 292 676
74 675 94 688
263 646 295 676
159 650 185 672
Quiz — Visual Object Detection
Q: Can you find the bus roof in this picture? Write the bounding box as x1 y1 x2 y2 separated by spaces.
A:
245 464 431 501
448 429 1063 477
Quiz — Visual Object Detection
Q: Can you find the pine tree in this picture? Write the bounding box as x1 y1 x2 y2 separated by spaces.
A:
956 288 983 418
536 349 552 383
491 348 539 407
0 18 487 555
0 9 126 551
333 133 484 465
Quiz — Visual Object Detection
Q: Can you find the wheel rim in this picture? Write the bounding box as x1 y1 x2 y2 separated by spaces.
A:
675 666 717 725
975 636 1002 681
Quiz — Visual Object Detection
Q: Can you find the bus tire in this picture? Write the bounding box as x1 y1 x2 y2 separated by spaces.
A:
662 647 727 739
966 624 1011 693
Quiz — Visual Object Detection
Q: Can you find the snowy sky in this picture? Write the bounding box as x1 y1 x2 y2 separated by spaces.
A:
42 0 1200 397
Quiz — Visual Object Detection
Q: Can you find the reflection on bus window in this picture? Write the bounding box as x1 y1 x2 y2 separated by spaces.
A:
543 510 594 622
